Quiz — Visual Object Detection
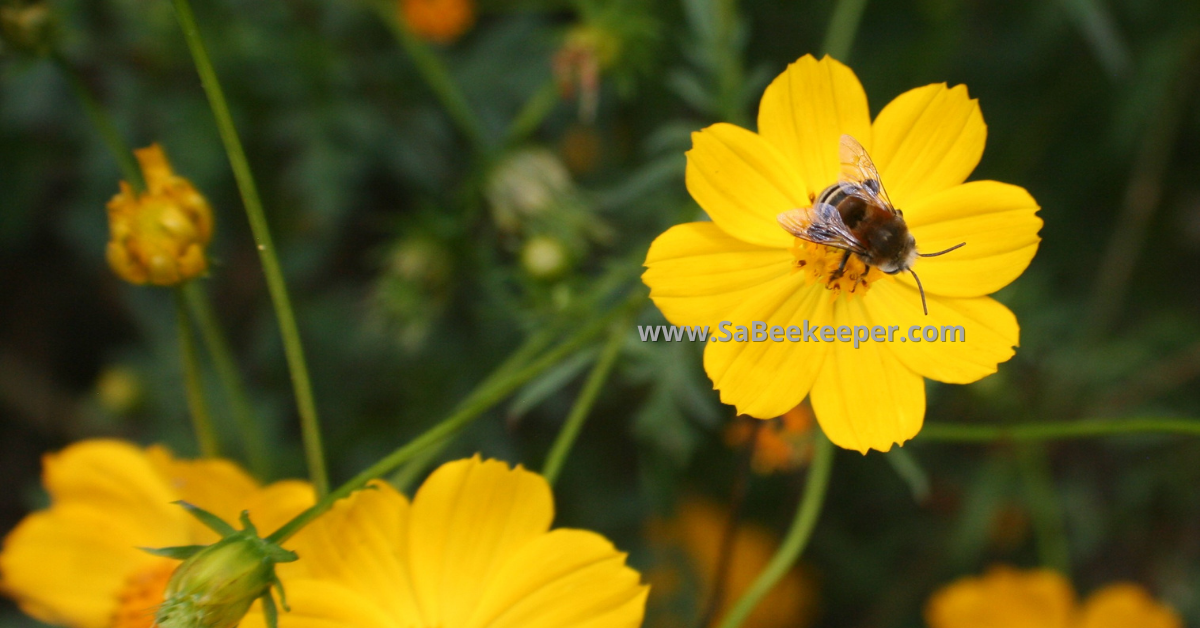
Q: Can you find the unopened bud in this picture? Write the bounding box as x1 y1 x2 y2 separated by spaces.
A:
106 144 214 286
521 235 570 279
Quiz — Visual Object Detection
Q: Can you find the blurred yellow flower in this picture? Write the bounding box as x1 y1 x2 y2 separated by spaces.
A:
105 144 214 287
724 405 815 475
926 566 1181 628
242 455 648 628
0 440 313 628
400 0 474 44
642 54 1042 453
647 498 817 628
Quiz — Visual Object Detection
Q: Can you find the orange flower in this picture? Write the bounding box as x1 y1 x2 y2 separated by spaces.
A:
725 405 816 474
400 0 474 44
926 566 1181 628
0 440 312 628
105 144 213 286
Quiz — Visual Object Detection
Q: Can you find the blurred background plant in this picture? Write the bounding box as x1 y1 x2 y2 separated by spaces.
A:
2 0 1200 626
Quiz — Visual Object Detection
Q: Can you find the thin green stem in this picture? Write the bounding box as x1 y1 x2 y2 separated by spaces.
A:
170 0 329 496
715 433 835 628
53 53 144 191
182 281 271 478
174 288 219 458
541 317 627 486
1017 445 1071 574
919 418 1200 443
505 80 559 147
821 0 869 61
268 291 643 544
370 0 488 152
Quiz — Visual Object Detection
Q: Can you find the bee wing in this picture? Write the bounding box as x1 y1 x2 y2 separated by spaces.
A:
839 134 895 210
777 204 869 256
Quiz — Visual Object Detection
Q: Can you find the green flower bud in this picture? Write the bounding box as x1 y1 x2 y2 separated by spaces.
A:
149 505 297 628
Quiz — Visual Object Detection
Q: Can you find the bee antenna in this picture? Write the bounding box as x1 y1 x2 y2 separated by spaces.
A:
918 242 966 257
909 269 929 316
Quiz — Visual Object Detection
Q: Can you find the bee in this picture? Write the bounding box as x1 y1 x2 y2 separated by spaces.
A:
777 134 965 315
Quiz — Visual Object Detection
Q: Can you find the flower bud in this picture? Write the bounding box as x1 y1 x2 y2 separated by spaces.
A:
521 235 570 280
400 0 474 44
486 148 574 233
106 144 214 286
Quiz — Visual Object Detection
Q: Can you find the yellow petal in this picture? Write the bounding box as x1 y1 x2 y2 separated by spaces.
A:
408 456 554 628
862 281 1018 384
809 297 925 452
643 222 796 328
703 276 833 419
274 481 421 626
241 480 317 538
871 83 986 209
145 444 259 542
1078 584 1182 628
925 566 1075 628
685 123 807 249
42 440 188 545
902 181 1042 298
0 506 153 628
464 529 648 628
241 580 401 628
757 54 872 191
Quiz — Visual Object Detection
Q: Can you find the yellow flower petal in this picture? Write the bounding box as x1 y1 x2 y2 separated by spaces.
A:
465 529 648 628
703 278 832 419
809 298 925 452
757 54 872 190
685 123 808 249
145 445 259 542
271 481 421 626
925 566 1075 628
1078 584 1182 628
863 281 1018 385
643 222 795 328
241 480 318 538
902 181 1042 298
242 580 401 628
408 456 554 628
871 83 986 209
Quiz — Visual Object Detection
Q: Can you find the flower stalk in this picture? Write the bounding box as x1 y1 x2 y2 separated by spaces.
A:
182 282 271 478
174 288 219 458
541 316 628 486
715 432 834 628
169 0 328 496
821 0 869 61
52 53 145 191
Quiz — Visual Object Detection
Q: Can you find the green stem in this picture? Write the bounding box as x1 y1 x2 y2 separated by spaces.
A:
174 288 219 457
821 0 869 61
505 80 559 147
1017 445 1071 574
170 0 329 496
370 0 488 152
52 53 145 191
267 290 643 544
182 281 271 478
919 418 1200 443
715 433 835 628
541 317 626 486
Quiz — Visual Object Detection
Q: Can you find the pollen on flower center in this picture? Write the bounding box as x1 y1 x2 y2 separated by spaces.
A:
111 561 175 628
788 238 884 298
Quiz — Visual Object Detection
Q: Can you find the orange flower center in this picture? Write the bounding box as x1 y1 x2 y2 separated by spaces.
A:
110 561 176 628
788 239 885 298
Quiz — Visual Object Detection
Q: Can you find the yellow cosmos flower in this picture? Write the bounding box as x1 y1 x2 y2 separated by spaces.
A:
925 566 1182 628
400 0 474 44
0 440 313 628
642 54 1042 452
647 498 817 628
242 455 648 628
106 144 214 287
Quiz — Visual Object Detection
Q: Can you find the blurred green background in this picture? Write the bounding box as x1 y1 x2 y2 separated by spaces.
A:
2 0 1200 626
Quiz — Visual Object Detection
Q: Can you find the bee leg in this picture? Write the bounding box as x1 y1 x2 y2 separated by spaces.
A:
829 250 852 281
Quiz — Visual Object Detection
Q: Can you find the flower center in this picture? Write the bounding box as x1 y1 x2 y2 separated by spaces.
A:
110 561 176 628
788 239 884 298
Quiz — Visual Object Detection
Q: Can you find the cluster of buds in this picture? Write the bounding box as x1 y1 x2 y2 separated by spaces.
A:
105 144 214 286
150 503 297 628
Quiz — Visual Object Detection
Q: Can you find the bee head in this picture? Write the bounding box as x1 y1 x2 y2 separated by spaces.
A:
874 229 917 274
